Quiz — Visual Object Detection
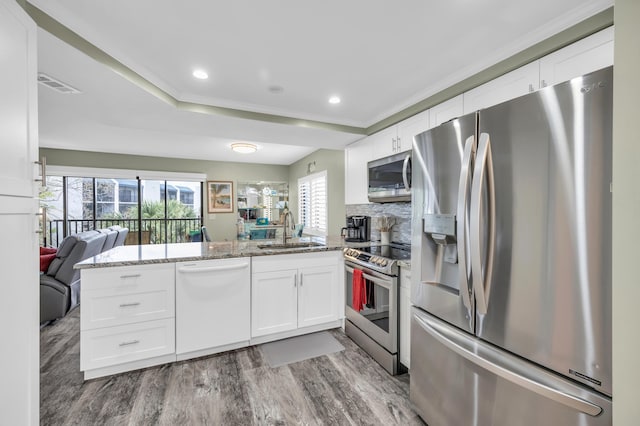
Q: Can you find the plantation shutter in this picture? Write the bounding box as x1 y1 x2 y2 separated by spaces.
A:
298 170 327 236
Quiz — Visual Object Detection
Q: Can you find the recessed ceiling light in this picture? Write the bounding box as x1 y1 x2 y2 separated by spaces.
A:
231 143 257 154
192 69 208 80
329 96 341 104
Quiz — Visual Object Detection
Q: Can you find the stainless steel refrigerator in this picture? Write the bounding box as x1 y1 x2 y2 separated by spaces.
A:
410 66 612 426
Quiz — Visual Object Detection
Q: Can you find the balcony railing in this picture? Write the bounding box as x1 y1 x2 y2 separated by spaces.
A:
44 218 203 247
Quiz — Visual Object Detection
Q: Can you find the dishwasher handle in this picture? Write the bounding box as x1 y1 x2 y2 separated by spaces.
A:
177 262 249 274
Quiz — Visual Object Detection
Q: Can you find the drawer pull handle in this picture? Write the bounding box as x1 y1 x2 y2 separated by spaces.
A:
119 340 140 347
119 302 141 308
120 274 142 279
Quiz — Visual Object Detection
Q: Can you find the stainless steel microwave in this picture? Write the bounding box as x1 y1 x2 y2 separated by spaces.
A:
367 151 411 202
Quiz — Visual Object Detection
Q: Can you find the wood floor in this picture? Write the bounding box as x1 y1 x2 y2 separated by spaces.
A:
40 309 425 426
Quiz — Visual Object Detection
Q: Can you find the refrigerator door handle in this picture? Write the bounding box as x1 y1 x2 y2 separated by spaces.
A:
470 132 496 315
402 153 411 190
456 135 475 311
413 312 603 417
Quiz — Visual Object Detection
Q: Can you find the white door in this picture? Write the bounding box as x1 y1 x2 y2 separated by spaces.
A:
0 1 39 424
298 265 339 328
463 62 539 114
397 110 429 153
344 138 374 205
176 258 250 354
429 94 464 128
0 0 38 198
251 269 298 337
539 26 614 88
371 126 398 159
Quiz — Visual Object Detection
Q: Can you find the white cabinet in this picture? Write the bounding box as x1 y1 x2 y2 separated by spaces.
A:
540 26 614 88
0 0 38 199
372 111 429 159
251 251 343 342
251 268 298 336
344 137 373 205
429 94 464 128
371 126 399 159
298 264 340 328
463 62 539 114
0 1 39 423
80 263 176 379
175 258 251 359
399 265 412 368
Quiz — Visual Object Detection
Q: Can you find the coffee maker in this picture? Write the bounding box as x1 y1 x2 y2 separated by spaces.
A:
342 215 371 242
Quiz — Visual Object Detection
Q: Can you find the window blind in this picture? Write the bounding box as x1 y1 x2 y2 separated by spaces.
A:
298 170 327 236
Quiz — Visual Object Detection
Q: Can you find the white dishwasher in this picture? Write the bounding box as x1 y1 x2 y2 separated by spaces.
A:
175 257 250 360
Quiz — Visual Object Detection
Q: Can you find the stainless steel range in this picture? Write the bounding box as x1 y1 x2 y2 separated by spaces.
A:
343 243 410 375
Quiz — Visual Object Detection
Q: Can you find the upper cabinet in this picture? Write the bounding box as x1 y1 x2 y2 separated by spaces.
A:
539 26 614 88
429 95 464 128
462 27 613 115
372 110 429 158
463 62 539 114
0 0 38 198
344 137 373 205
397 111 430 152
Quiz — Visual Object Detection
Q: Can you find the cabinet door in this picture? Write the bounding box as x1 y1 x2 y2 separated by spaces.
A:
397 110 429 153
252 269 298 337
0 1 38 198
463 62 539 114
298 265 339 328
429 95 464 128
539 26 614 88
371 126 398 159
345 137 373 205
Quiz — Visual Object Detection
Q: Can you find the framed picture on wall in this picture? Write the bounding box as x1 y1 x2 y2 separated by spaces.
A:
207 181 233 213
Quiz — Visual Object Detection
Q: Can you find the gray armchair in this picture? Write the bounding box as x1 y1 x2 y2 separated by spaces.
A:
40 230 107 324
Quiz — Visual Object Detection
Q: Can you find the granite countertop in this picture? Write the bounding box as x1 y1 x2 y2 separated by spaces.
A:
75 236 373 269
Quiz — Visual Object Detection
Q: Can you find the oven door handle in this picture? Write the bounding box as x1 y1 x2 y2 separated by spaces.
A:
345 265 393 290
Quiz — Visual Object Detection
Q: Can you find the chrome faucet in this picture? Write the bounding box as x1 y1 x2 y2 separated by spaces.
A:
282 209 295 244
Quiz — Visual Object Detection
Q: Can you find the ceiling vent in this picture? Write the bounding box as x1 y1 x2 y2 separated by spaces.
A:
37 73 82 94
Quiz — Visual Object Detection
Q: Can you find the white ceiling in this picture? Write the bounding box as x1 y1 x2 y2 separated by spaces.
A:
32 0 613 165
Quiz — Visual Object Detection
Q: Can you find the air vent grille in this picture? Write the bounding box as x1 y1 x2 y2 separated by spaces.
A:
37 73 82 94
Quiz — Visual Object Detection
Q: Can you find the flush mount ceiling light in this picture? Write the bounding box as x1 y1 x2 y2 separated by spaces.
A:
328 96 341 104
192 69 209 80
231 143 257 154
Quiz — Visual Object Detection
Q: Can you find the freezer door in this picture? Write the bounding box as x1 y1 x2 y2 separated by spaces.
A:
410 308 612 426
411 113 476 334
474 67 612 395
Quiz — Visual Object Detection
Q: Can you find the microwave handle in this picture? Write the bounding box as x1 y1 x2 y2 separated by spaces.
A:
402 154 411 190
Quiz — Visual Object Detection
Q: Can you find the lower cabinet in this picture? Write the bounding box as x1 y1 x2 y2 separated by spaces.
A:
399 265 412 368
251 251 343 340
80 263 176 379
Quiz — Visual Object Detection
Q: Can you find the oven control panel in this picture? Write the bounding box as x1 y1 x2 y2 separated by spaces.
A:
343 247 396 276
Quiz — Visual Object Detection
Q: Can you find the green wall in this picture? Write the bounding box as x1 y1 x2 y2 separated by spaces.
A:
612 0 640 422
287 149 346 237
40 148 289 241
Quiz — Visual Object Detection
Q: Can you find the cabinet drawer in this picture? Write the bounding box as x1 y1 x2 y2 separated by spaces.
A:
80 263 175 292
81 287 174 330
80 318 175 371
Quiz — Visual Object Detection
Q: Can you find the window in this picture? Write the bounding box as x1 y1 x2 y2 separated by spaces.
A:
41 166 205 247
298 170 327 236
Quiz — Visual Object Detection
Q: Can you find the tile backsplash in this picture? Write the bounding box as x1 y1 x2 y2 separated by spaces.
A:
346 202 412 244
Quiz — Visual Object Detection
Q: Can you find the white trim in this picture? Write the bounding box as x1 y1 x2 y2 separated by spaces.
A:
46 165 206 182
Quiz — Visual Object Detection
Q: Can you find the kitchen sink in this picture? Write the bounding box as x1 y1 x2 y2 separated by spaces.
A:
257 242 325 249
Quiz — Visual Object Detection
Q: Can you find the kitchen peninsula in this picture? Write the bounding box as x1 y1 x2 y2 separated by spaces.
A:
75 237 363 380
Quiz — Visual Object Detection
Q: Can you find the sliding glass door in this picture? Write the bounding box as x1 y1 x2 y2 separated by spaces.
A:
40 174 202 247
